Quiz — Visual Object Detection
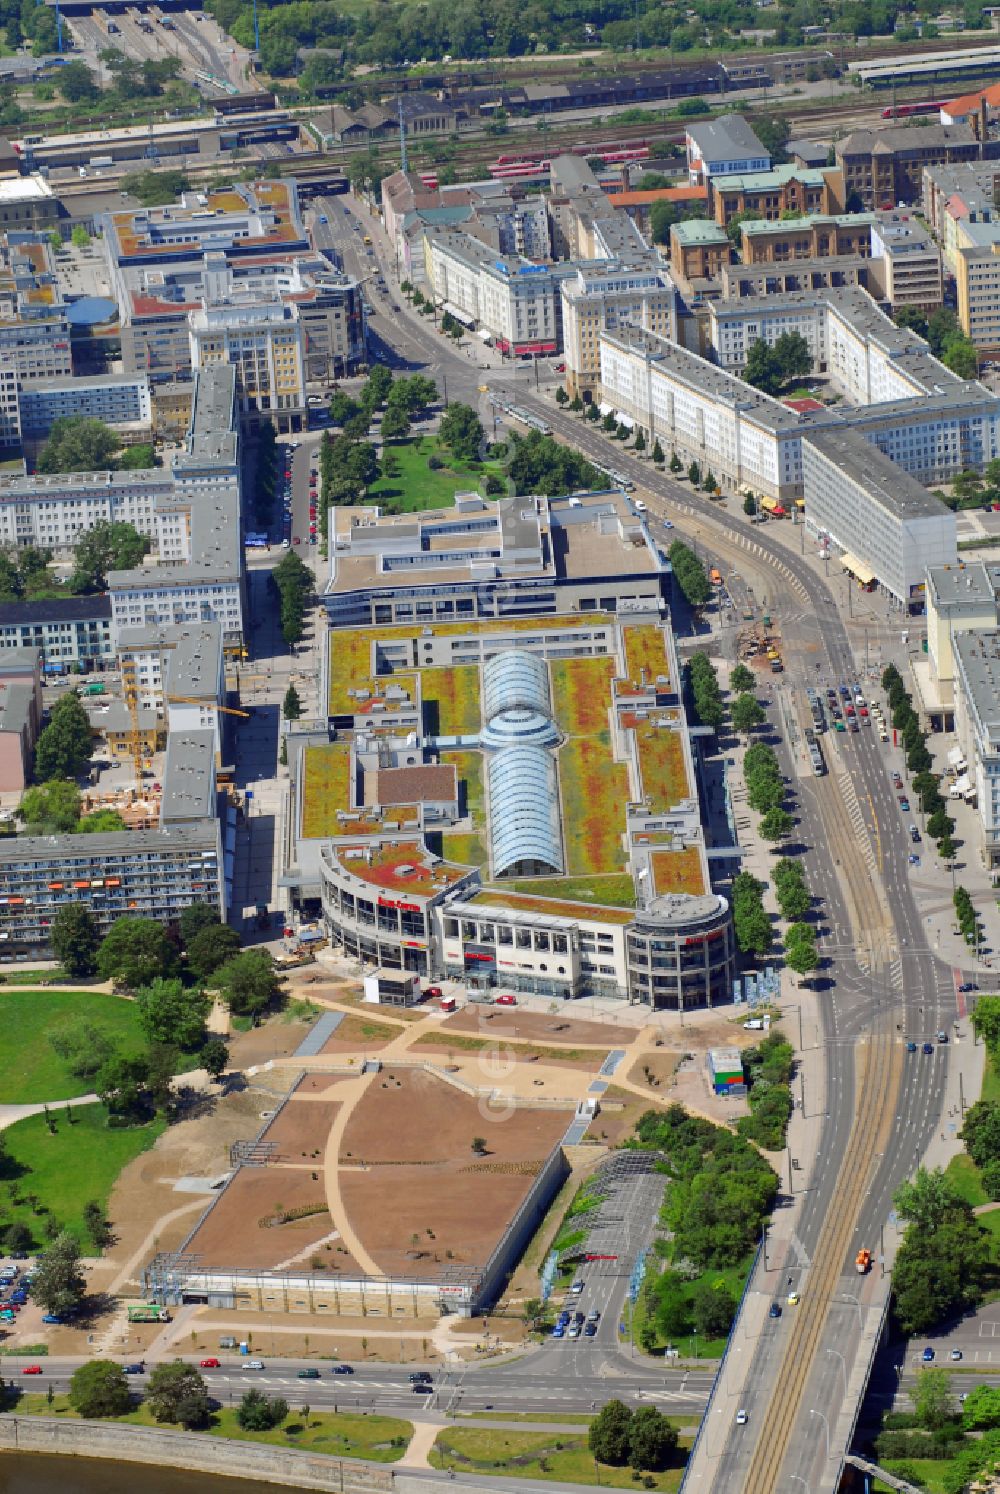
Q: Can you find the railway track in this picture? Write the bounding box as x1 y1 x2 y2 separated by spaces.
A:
743 1020 901 1491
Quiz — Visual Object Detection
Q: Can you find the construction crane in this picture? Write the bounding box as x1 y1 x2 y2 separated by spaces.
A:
120 657 145 785
166 695 251 718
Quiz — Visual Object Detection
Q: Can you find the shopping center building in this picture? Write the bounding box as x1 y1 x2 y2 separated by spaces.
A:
283 492 735 1011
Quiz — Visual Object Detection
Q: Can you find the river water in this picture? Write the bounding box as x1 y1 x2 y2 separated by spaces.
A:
0 1451 290 1492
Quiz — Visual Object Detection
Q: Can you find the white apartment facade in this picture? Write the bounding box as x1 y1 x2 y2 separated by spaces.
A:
802 427 957 607
953 629 1000 870
599 328 810 501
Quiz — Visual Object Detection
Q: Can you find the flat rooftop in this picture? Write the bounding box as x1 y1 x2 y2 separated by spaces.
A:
804 427 953 519
927 560 995 608
954 629 1000 739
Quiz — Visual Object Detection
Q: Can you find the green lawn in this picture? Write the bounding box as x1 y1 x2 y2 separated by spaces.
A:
430 1427 689 1488
1 989 148 1103
1 1105 165 1248
508 874 637 909
945 1152 988 1208
16 1395 412 1461
982 1047 1000 1104
629 1258 754 1360
368 437 496 513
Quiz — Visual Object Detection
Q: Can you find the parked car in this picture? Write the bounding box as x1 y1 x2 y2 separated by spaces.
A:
551 1325 565 1338
568 1324 582 1338
495 994 516 1006
41 1313 62 1324
922 1347 935 1362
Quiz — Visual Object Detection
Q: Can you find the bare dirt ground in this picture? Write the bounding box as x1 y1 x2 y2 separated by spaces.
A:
338 1069 568 1278
410 1037 606 1071
90 1086 288 1296
264 1097 341 1157
228 1015 316 1067
185 1167 341 1271
441 1008 635 1046
319 1014 402 1054
625 1050 683 1096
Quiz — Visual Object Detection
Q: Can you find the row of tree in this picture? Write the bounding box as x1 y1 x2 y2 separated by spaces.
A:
587 1400 679 1473
882 664 955 860
668 541 712 610
737 1027 794 1151
743 741 793 847
953 884 983 952
730 869 773 959
273 549 314 648
687 651 724 732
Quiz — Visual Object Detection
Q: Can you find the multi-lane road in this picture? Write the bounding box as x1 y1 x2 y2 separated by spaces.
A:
299 193 974 1485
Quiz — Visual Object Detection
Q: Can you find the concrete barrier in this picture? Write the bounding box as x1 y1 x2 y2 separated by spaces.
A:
0 1415 396 1493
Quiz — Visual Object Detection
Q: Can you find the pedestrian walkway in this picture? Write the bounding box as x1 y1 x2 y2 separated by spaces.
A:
0 1092 99 1132
295 1010 345 1057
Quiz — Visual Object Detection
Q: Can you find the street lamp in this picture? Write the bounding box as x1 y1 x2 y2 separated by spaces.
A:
826 1346 848 1400
810 1407 830 1462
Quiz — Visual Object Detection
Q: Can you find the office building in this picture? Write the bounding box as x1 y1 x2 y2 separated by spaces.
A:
103 182 364 399
188 298 306 421
323 489 667 631
685 114 770 184
0 648 41 792
708 163 845 226
737 211 877 264
560 260 678 398
424 228 576 357
801 428 956 607
869 212 943 310
669 220 733 287
835 122 982 209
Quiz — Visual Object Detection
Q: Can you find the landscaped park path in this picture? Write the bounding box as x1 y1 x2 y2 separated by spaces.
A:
0 1094 99 1132
322 1070 385 1278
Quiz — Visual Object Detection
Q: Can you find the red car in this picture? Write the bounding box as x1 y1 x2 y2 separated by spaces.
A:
425 985 442 999
200 1357 221 1369
293 537 301 544
22 1365 42 1375
495 994 517 1006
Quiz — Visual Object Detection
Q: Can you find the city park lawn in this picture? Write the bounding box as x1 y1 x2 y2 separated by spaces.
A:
1 1103 165 1248
15 1394 413 1462
368 437 505 513
1 989 148 1104
429 1427 690 1489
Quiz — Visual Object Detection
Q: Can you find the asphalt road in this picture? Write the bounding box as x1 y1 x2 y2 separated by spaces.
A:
287 202 967 1484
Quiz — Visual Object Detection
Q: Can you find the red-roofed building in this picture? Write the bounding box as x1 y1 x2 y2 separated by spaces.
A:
603 184 709 237
940 83 1000 128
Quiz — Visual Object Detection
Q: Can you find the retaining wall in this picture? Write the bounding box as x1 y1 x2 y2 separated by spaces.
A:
0 1415 395 1493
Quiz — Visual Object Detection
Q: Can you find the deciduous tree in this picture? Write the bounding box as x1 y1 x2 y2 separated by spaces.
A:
69 1360 131 1418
